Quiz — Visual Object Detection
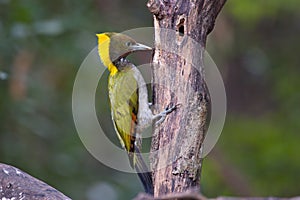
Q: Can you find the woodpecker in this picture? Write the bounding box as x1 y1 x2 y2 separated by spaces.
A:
96 32 177 194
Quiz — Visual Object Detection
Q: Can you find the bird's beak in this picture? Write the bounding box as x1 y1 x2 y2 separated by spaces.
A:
130 43 152 51
114 43 153 62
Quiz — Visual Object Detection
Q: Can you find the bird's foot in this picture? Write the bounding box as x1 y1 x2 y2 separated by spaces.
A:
154 103 181 126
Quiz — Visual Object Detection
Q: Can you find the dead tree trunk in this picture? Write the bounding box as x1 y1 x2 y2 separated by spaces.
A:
147 0 227 197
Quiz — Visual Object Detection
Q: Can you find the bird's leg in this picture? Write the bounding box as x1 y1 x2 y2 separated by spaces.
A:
153 103 180 126
134 131 142 150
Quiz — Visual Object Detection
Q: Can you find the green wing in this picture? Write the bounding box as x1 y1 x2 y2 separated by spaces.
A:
108 66 153 193
108 67 138 166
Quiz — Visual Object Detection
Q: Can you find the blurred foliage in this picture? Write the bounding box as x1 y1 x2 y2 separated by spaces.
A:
228 0 300 25
203 0 300 197
0 0 299 199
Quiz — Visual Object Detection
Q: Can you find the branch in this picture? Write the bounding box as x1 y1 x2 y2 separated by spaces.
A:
0 163 71 200
213 198 300 200
133 192 300 200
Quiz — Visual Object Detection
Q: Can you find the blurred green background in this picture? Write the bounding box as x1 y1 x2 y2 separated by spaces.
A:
0 0 299 199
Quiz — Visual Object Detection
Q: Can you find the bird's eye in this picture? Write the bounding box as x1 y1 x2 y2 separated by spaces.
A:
126 41 133 46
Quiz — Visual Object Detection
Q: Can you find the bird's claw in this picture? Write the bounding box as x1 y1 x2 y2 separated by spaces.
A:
154 103 181 126
164 103 181 114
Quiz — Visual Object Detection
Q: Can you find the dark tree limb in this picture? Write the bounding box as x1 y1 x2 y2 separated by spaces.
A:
0 163 71 200
213 198 300 200
133 192 300 200
147 0 226 197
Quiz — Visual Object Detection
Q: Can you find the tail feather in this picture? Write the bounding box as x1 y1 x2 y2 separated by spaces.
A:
134 147 154 195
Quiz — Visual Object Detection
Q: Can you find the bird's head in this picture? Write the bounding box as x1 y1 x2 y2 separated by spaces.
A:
96 32 152 74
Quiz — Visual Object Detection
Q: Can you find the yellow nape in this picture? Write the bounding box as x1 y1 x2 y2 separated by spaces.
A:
96 33 118 76
108 63 118 75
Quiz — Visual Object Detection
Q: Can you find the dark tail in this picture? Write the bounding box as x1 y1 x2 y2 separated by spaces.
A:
134 147 154 195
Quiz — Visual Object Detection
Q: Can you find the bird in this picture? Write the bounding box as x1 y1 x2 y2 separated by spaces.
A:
96 32 177 195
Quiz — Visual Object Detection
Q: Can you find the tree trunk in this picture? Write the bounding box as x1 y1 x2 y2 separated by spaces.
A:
147 0 227 197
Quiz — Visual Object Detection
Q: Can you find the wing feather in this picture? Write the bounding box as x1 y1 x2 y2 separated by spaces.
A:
108 66 138 167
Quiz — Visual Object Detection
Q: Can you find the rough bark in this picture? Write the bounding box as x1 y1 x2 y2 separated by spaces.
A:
0 163 71 200
147 0 226 197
